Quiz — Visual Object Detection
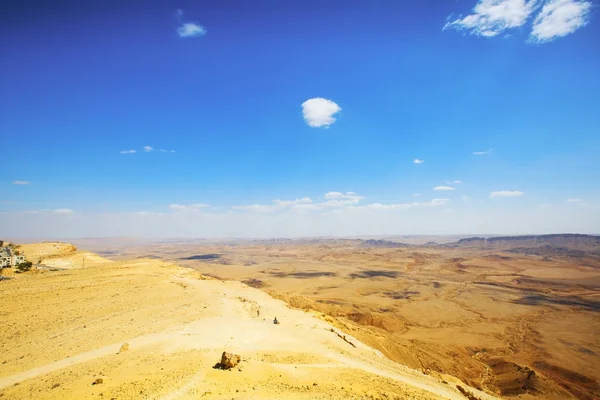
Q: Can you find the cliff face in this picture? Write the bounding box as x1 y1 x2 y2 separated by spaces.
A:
451 234 600 252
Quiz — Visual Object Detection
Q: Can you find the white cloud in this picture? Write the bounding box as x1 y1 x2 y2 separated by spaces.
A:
434 186 456 191
301 98 341 128
53 208 74 214
321 192 363 208
490 190 524 198
413 159 424 164
454 180 462 184
364 198 449 211
413 193 422 197
169 203 210 211
144 146 154 152
133 211 163 216
12 180 30 185
177 22 206 38
120 150 136 154
566 198 583 202
233 197 313 213
473 149 493 155
539 203 552 208
444 0 538 37
530 0 591 43
234 193 364 213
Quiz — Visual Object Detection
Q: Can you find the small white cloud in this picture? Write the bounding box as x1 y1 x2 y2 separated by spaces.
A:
434 186 456 191
144 146 154 152
177 22 206 38
53 208 74 214
530 0 591 43
169 203 210 211
413 193 422 197
490 190 524 198
473 149 493 155
301 98 341 128
454 180 462 184
12 180 30 185
444 0 537 37
566 198 583 203
462 195 470 202
413 159 424 164
539 203 552 208
120 150 136 154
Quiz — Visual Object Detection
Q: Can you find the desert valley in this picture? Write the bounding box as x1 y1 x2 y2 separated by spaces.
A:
1 234 598 399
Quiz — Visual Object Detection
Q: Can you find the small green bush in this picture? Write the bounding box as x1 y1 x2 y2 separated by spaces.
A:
16 261 33 273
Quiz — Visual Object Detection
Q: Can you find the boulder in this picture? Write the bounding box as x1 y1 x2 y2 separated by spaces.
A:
220 352 241 369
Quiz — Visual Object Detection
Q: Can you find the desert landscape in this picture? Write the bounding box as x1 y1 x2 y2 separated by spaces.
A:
1 235 598 399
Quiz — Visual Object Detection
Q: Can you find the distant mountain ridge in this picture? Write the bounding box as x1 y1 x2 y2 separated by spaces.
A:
450 234 600 252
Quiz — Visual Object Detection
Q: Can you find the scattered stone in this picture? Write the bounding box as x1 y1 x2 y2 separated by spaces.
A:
51 383 60 389
213 352 241 369
118 343 129 354
92 378 103 385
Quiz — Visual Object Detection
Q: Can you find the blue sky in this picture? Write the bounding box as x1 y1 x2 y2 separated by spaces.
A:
1 0 599 238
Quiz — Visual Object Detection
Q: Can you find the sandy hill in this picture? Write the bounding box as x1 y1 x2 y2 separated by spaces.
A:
0 249 497 400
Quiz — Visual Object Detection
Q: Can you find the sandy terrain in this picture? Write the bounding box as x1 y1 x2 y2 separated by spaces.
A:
0 247 495 400
71 238 600 399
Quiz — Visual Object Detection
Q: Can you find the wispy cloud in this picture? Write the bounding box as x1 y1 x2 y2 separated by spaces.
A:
133 211 163 216
530 0 592 43
444 0 538 37
566 198 583 203
434 186 456 191
413 159 424 164
233 197 313 213
233 192 365 213
53 208 74 214
177 22 206 38
413 193 422 197
490 190 524 198
169 203 211 212
142 146 175 153
473 149 493 155
12 180 30 185
453 180 462 184
120 150 136 154
364 198 449 211
539 203 552 208
301 98 341 128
